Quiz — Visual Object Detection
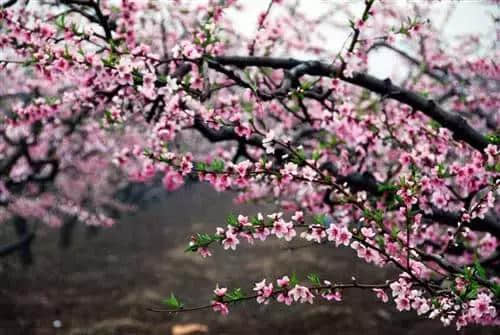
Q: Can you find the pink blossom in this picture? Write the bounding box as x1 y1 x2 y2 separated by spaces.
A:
162 170 184 191
373 288 389 303
469 293 495 320
276 292 293 305
291 210 304 222
198 247 212 258
235 123 252 139
288 285 314 304
361 227 375 238
395 295 411 311
271 218 288 238
211 301 229 316
214 284 227 297
222 231 240 250
237 215 250 226
301 166 317 181
337 226 352 246
355 19 365 30
326 224 339 241
253 227 271 241
412 297 430 315
282 227 297 241
277 276 290 288
322 290 342 301
254 279 274 304
180 156 193 176
262 130 275 154
478 234 497 257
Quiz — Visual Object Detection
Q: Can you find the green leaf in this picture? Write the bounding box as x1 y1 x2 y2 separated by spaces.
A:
55 14 66 30
312 214 328 227
485 162 500 173
226 288 245 301
23 57 38 67
492 283 500 298
102 54 119 68
157 74 167 85
143 148 152 157
311 150 321 162
463 266 474 280
195 162 207 171
485 134 500 145
391 225 400 239
473 260 487 280
226 214 238 227
44 96 59 106
289 273 299 287
182 73 192 87
250 216 261 226
210 159 225 172
242 70 257 92
300 81 313 90
307 273 321 286
185 233 217 252
184 244 198 252
377 182 398 193
375 235 385 248
70 22 81 35
436 163 451 178
162 293 183 309
465 282 479 300
132 68 143 85
364 209 384 225
63 45 72 60
241 101 253 115
104 109 113 122
197 233 215 245
429 119 441 130
291 148 306 165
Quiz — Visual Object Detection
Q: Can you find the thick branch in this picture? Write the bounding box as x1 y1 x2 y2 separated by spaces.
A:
0 232 35 257
320 163 500 237
426 209 500 238
212 56 489 152
0 0 17 8
192 117 262 147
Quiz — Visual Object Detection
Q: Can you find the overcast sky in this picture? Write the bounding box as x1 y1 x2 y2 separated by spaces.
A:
227 1 498 79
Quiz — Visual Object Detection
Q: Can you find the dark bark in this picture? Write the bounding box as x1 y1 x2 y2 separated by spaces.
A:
211 56 489 152
11 216 34 265
59 217 78 249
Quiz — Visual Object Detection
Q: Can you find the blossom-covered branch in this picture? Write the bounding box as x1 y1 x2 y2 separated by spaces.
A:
149 275 392 315
0 0 498 330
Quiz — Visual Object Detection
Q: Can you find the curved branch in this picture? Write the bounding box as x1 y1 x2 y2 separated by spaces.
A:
0 0 17 8
211 56 489 152
320 163 500 237
148 280 391 313
192 117 262 147
0 232 35 257
426 209 500 238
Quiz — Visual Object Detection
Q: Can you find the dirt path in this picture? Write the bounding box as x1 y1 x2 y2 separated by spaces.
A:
0 184 496 335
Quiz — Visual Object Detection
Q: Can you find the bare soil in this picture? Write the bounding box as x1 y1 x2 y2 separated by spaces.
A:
0 183 496 335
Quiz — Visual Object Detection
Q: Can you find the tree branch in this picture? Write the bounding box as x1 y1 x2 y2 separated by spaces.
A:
211 56 489 152
0 232 35 257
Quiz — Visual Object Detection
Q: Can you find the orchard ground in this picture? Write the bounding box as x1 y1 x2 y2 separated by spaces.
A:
0 183 496 335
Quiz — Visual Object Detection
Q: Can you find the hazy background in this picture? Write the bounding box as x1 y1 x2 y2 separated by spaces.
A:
1 1 499 335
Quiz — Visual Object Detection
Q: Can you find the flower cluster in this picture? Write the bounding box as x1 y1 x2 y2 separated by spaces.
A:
1 0 498 330
165 274 383 317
